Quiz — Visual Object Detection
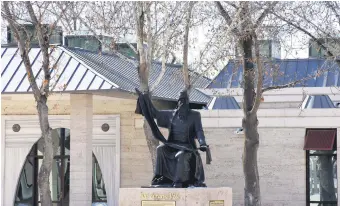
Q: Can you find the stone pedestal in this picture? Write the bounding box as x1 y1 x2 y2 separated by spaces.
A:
119 187 232 206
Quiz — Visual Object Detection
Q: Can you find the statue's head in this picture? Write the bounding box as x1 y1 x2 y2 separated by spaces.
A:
176 90 190 118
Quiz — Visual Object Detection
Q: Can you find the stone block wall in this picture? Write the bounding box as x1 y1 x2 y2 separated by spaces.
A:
3 94 340 206
134 117 307 206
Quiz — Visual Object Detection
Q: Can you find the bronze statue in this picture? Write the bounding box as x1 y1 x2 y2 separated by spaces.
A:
135 89 211 188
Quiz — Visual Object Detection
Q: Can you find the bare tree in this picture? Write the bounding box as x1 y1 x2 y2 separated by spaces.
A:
135 1 200 170
215 2 278 205
270 3 340 203
213 1 340 205
52 1 86 33
133 2 160 169
1 1 68 205
63 1 190 171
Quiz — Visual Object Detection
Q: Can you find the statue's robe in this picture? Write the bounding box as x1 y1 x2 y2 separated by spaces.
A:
135 91 207 187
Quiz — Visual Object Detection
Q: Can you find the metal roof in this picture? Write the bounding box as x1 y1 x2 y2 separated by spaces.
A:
209 59 340 89
1 47 117 93
207 96 240 110
1 46 211 104
62 47 211 104
301 95 336 109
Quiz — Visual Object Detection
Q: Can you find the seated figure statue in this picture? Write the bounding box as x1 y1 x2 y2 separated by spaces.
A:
135 89 210 188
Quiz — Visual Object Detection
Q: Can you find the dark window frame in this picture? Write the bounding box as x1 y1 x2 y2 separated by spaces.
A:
92 155 107 203
305 128 338 206
14 128 108 206
14 128 69 206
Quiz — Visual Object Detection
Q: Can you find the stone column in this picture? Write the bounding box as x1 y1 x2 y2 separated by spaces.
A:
70 94 93 205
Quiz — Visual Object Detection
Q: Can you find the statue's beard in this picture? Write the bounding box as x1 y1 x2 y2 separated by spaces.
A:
177 104 189 120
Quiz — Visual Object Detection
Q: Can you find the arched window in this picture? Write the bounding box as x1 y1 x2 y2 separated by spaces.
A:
14 128 107 206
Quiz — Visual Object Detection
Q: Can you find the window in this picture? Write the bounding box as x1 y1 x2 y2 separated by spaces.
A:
14 128 107 206
66 36 100 52
15 128 70 206
305 129 337 206
92 155 107 205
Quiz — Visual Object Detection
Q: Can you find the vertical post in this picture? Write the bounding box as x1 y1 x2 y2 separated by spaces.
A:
0 117 5 206
60 128 65 205
70 94 93 205
33 145 39 205
337 129 340 206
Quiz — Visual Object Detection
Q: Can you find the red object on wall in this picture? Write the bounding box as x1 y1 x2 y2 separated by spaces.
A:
303 129 336 150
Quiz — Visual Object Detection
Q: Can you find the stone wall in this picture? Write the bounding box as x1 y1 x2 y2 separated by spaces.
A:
133 121 306 206
3 94 340 206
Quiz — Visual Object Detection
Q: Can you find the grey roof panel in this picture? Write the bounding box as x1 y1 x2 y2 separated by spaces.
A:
63 47 211 104
1 47 116 93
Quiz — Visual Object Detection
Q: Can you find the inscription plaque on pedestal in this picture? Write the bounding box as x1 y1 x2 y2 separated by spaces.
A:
209 200 224 206
119 188 232 206
142 200 176 206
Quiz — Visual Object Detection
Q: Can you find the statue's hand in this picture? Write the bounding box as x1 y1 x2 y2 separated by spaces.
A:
135 88 142 95
199 144 208 152
135 88 149 96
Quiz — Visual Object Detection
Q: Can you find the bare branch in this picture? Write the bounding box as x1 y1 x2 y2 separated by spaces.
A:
25 1 52 96
48 2 70 37
326 2 340 26
146 2 154 91
76 13 138 66
25 1 39 24
3 1 41 101
226 2 238 9
253 1 278 30
215 2 232 26
262 64 334 93
262 79 305 93
250 34 263 114
150 3 172 92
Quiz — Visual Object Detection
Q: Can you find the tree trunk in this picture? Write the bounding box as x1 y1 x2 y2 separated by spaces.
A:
135 2 159 173
241 17 261 205
242 113 260 206
37 96 54 206
182 2 195 91
135 2 149 93
143 120 159 170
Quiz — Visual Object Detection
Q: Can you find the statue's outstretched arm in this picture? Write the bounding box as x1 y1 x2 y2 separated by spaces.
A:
135 88 171 128
147 95 160 119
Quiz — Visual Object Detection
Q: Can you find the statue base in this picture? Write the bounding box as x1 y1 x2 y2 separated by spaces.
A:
119 187 232 206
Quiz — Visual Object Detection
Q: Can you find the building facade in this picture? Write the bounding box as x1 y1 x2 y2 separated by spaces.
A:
2 90 340 206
